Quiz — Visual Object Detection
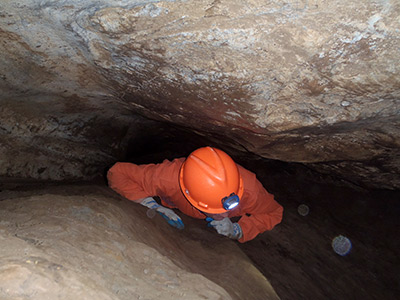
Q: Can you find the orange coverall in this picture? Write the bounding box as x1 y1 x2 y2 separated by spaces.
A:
107 158 283 243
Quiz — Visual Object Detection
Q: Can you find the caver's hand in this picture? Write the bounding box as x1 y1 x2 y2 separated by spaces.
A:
209 217 242 239
140 197 184 230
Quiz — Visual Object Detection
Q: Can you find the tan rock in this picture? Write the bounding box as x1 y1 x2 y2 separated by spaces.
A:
0 185 278 299
0 0 399 188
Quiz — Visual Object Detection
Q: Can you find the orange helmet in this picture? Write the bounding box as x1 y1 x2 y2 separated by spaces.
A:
179 147 244 214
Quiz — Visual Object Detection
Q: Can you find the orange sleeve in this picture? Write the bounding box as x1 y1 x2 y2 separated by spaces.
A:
107 162 151 202
237 180 283 243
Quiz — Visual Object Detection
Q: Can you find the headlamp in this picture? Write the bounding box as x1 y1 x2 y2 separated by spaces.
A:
221 193 240 210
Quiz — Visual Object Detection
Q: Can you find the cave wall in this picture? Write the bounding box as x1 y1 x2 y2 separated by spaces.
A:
0 185 279 300
1 0 399 188
0 96 158 181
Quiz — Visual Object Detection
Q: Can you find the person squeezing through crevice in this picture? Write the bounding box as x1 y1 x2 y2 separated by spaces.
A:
107 146 283 243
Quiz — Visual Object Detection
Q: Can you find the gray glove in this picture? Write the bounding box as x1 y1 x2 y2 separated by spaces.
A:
209 217 242 240
140 197 184 230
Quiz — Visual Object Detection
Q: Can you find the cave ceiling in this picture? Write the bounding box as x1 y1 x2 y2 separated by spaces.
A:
1 0 399 189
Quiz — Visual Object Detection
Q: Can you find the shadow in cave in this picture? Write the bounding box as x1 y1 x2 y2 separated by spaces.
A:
1 120 399 299
124 122 243 165
121 122 400 300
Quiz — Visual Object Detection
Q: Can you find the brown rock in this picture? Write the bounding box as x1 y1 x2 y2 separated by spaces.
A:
0 0 399 188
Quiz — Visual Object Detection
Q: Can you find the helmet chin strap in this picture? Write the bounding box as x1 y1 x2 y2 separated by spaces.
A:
203 212 229 220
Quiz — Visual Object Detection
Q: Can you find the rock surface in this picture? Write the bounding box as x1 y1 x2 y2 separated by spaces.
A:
0 184 278 300
1 173 399 300
1 0 400 188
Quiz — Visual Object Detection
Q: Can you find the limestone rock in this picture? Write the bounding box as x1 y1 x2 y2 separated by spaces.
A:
0 185 278 299
1 0 399 188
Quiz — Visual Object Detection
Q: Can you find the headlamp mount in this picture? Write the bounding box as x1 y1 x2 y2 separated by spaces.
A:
221 193 240 210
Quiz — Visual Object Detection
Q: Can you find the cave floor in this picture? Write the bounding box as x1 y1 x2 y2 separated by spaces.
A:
1 161 399 300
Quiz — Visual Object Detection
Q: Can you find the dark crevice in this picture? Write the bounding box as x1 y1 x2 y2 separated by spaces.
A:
114 121 400 300
2 119 399 300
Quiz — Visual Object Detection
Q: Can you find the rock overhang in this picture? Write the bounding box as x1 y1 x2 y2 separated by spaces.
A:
0 0 399 189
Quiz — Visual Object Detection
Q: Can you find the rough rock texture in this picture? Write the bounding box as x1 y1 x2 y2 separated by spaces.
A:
0 184 279 300
1 172 399 300
1 0 400 187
